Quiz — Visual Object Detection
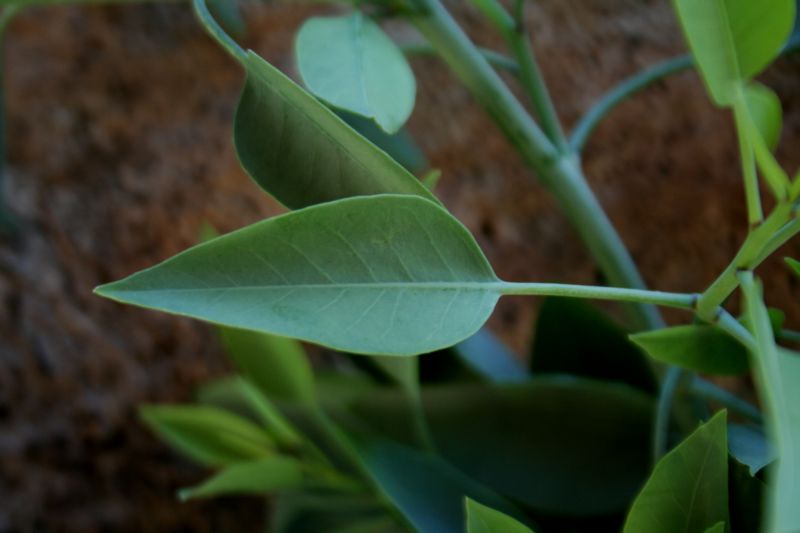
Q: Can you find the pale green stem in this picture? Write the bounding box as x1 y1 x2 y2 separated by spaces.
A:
411 0 661 331
470 0 567 149
733 97 763 225
688 375 763 425
192 0 246 63
652 367 685 462
498 281 694 310
570 56 691 153
401 42 519 73
697 202 794 320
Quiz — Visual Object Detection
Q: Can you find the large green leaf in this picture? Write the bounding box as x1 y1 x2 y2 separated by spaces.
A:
219 326 316 406
622 411 729 533
139 404 274 467
178 456 305 500
352 378 654 515
353 438 525 533
96 195 500 356
466 498 535 533
630 324 750 375
672 0 794 105
296 12 416 134
234 51 433 209
530 297 657 393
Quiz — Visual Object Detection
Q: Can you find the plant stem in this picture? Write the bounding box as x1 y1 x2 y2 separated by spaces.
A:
733 97 763 225
688 375 763 425
652 366 684 462
401 42 519 73
696 203 794 320
411 0 661 332
498 281 695 310
570 56 691 153
469 0 566 149
192 0 246 63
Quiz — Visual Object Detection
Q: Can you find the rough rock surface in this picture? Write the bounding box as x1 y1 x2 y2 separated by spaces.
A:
1 0 799 530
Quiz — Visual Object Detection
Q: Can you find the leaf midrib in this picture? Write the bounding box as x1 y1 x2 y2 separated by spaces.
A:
100 281 504 294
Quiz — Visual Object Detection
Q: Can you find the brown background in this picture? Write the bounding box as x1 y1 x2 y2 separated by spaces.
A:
1 0 799 530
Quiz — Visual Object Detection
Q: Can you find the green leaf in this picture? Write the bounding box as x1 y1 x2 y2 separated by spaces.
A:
622 411 729 533
353 438 525 533
466 498 535 533
531 297 657 393
96 195 499 356
704 522 726 533
353 378 654 515
139 404 274 467
743 82 782 151
785 256 800 277
630 324 750 375
272 492 400 533
296 12 416 134
234 51 433 209
219 326 316 406
672 0 794 105
728 423 775 475
178 456 305 500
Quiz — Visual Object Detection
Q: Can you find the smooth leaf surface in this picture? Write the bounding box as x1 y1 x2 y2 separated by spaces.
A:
353 378 654 515
704 522 726 533
140 405 274 467
744 82 782 150
531 297 657 393
220 326 316 406
335 109 427 173
622 411 729 533
769 348 800 531
728 423 775 475
630 324 749 375
178 456 305 500
97 195 499 356
353 438 525 533
296 13 416 134
672 0 794 105
235 51 433 209
466 498 535 533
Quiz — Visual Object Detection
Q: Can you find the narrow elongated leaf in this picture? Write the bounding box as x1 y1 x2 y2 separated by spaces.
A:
531 297 657 393
178 456 305 500
785 256 800 277
96 195 499 356
466 498 535 533
622 411 729 533
296 13 416 134
353 438 525 533
630 324 749 375
140 405 274 467
234 51 433 209
220 326 316 406
744 82 782 151
672 0 794 105
353 378 654 515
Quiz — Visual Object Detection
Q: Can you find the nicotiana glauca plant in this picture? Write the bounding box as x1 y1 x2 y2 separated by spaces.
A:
87 0 800 531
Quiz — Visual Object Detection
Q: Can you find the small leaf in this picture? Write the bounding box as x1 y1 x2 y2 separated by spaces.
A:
421 169 442 191
630 324 749 375
622 411 729 533
235 51 433 209
672 0 795 105
728 423 775 476
178 456 305 500
96 195 500 356
466 498 535 533
353 438 524 533
785 256 800 277
743 82 782 151
531 297 657 393
140 405 274 467
296 12 416 134
220 326 316 407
